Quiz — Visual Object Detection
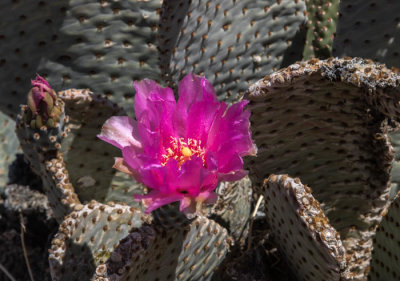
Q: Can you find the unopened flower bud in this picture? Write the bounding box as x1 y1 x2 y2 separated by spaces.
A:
26 75 61 128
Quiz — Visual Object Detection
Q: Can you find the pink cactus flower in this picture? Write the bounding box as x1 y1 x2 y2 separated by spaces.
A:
98 74 256 214
28 75 56 120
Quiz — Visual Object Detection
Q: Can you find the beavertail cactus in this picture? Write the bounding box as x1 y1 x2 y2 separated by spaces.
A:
13 72 255 280
263 174 348 280
7 0 400 280
303 0 339 59
246 57 400 280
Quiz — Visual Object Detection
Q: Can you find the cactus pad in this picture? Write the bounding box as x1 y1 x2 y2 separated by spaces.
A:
160 0 307 102
263 174 347 280
0 111 20 188
369 193 400 281
94 216 230 281
38 0 161 115
332 0 400 68
211 177 252 246
246 57 400 278
58 88 144 205
49 201 150 281
303 0 339 59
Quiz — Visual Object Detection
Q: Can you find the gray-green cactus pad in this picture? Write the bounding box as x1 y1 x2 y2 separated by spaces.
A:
94 216 230 281
332 0 400 68
4 184 51 216
151 177 252 247
303 0 339 59
0 0 69 117
263 174 347 281
160 0 307 102
0 111 20 188
59 88 144 206
15 101 77 222
0 0 161 117
246 57 400 278
211 177 252 246
49 201 150 281
369 193 400 281
39 0 161 115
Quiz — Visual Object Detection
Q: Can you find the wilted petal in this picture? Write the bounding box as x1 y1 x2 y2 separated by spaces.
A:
113 157 132 175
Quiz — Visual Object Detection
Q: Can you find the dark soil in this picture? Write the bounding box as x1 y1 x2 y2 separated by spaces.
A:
0 155 58 281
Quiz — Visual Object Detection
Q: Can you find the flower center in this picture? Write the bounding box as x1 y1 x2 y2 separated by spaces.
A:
161 137 205 167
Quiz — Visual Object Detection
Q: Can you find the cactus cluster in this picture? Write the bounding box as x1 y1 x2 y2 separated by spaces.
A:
2 1 400 281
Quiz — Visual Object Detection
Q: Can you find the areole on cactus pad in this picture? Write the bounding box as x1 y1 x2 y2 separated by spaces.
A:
98 74 256 215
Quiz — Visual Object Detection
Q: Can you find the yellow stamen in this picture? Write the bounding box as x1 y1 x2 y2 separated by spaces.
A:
181 146 193 157
161 136 206 168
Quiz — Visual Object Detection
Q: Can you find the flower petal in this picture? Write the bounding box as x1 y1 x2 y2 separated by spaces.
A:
113 157 132 175
174 74 219 138
98 116 142 150
134 79 176 136
207 100 256 164
135 191 183 214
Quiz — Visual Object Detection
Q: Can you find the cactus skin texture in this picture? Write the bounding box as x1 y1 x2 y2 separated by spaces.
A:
303 0 339 59
159 0 307 102
6 0 400 280
246 57 400 280
49 202 151 281
0 111 20 188
368 193 400 281
263 174 348 280
93 216 230 281
332 0 400 69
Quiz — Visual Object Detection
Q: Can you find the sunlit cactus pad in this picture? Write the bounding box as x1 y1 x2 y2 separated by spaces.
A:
303 0 339 59
94 216 230 281
160 0 307 102
49 201 150 281
246 57 400 278
263 174 347 281
58 88 144 205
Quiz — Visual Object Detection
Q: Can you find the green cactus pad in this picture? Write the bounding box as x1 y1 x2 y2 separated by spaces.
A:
49 201 151 281
389 131 400 199
160 0 307 102
246 57 400 278
211 177 252 246
369 193 400 281
0 111 20 188
332 0 400 69
151 177 252 247
94 216 230 281
41 154 80 222
331 0 400 198
303 0 339 59
263 174 348 280
0 0 69 117
16 98 77 221
37 0 161 115
16 101 68 175
0 0 161 117
58 88 144 206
